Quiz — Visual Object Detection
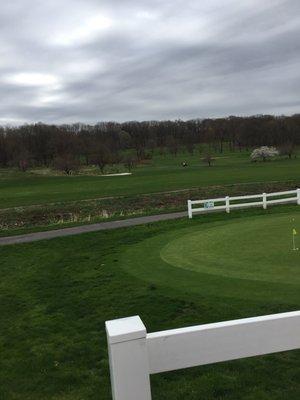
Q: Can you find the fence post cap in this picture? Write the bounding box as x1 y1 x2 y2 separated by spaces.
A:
106 316 146 344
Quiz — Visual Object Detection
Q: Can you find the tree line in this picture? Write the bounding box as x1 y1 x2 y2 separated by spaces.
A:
0 114 299 172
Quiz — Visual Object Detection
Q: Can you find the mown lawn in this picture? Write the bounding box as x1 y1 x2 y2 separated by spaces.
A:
0 150 299 208
0 206 299 399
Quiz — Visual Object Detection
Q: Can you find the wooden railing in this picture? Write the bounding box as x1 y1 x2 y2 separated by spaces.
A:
106 311 300 400
188 188 300 218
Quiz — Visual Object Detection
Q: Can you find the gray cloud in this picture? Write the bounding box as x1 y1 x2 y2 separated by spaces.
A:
0 0 299 124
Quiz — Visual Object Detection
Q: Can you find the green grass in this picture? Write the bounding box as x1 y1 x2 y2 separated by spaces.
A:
1 150 300 208
1 179 298 236
120 209 300 306
161 213 300 284
0 205 299 399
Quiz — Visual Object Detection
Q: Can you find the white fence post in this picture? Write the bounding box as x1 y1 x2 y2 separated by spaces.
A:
188 200 193 219
262 193 267 209
225 196 230 213
106 316 152 400
297 188 300 205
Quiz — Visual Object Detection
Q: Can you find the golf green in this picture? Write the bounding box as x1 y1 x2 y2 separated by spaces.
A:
161 214 300 284
120 212 300 304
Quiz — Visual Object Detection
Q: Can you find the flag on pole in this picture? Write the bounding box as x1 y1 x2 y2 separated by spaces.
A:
293 228 297 235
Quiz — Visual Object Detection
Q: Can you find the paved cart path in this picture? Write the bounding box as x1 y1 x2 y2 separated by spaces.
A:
0 211 187 246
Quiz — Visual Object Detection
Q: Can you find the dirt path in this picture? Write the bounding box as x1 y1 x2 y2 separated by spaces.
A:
0 211 187 246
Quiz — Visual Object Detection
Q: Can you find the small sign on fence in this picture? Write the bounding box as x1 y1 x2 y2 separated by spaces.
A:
204 201 214 209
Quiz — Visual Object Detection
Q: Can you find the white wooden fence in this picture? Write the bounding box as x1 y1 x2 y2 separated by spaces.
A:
106 311 300 400
188 188 300 218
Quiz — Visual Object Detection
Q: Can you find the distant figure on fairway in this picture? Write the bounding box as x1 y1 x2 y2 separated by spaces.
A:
182 161 188 167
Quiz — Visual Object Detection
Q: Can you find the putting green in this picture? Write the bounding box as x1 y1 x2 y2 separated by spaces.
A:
161 214 300 285
120 211 300 304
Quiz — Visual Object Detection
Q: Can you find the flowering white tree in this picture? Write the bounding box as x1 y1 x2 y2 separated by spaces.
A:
250 146 279 162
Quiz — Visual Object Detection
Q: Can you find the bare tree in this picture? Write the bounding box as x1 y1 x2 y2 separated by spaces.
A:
123 156 136 172
92 145 111 174
186 142 195 155
15 149 31 172
166 135 179 157
279 143 296 159
202 153 215 167
54 154 79 175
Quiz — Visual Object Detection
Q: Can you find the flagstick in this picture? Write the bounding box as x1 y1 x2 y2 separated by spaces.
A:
292 232 298 251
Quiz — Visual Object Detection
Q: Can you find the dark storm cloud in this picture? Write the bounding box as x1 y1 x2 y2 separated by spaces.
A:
0 0 300 124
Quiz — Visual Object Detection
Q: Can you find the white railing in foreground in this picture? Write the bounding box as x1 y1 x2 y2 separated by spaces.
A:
188 188 300 218
106 311 300 400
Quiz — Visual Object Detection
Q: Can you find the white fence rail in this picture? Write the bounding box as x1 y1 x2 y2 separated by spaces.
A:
188 188 300 218
106 311 300 400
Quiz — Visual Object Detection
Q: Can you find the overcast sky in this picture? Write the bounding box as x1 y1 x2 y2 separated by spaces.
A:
0 0 299 124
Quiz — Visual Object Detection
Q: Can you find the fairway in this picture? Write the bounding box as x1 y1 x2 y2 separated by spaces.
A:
161 214 300 284
1 151 300 208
